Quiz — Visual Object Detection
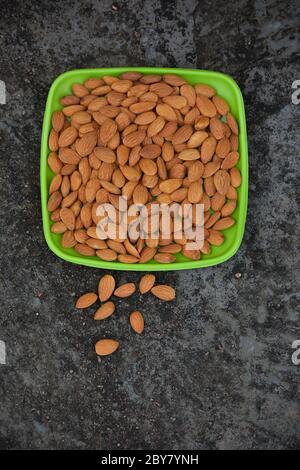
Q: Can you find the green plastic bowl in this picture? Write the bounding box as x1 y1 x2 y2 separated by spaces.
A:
40 67 248 271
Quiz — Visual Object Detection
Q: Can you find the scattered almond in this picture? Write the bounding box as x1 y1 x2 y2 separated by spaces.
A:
139 274 156 294
129 311 144 334
98 274 115 302
94 301 115 320
114 282 136 298
75 292 97 309
95 339 119 356
151 285 176 301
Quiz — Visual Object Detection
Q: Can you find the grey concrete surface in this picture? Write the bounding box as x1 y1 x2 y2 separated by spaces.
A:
0 0 299 450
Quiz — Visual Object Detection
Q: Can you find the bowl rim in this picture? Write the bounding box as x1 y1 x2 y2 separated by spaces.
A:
40 67 248 271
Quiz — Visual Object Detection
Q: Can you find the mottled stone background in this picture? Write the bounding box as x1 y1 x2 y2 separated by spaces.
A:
0 0 299 450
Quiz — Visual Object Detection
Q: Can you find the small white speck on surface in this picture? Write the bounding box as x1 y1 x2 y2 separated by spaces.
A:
235 272 242 279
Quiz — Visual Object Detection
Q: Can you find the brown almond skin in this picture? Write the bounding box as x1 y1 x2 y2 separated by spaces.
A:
151 285 176 301
75 292 98 309
139 274 156 294
129 311 144 334
94 301 115 320
95 339 119 356
114 283 136 298
98 274 116 302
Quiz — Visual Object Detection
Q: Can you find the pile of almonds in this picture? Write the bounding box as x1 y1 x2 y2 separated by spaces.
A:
75 274 176 356
47 71 241 263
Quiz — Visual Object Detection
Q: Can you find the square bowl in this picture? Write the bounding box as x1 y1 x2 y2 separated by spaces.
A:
40 67 248 271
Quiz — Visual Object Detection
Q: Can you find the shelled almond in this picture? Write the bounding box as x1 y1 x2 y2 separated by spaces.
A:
47 72 242 263
75 274 176 356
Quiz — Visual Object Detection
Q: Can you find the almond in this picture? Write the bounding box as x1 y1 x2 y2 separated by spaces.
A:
182 248 201 260
98 274 116 302
211 192 226 211
154 253 176 263
140 144 161 159
96 249 118 261
51 111 65 132
195 116 210 130
178 148 200 161
75 132 97 157
213 217 235 230
129 311 144 334
203 161 220 178
118 254 140 263
120 165 141 182
62 230 77 248
59 148 81 165
99 119 117 144
75 292 97 309
47 191 62 212
187 131 208 148
221 199 236 217
207 229 224 246
212 95 229 115
227 113 239 135
188 180 203 203
123 129 146 147
151 285 176 301
201 136 217 163
95 339 119 356
147 116 165 137
58 127 78 147
60 207 75 230
156 103 177 121
75 243 95 256
162 95 187 109
129 101 156 113
139 274 156 294
51 221 66 234
114 282 136 297
48 129 59 151
216 137 231 158
214 169 231 195
226 185 238 200
150 82 173 97
134 111 156 125
48 152 63 174
171 124 193 144
180 84 196 107
158 244 182 254
139 246 157 263
60 95 80 106
188 160 204 182
94 301 115 320
111 79 133 93
159 178 182 194
49 174 62 194
139 158 157 176
194 83 216 97
210 117 225 140
221 151 239 170
94 147 116 163
230 167 242 187
196 95 217 117
63 104 85 117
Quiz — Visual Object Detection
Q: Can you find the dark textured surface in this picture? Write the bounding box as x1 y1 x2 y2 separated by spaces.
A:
0 0 299 450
